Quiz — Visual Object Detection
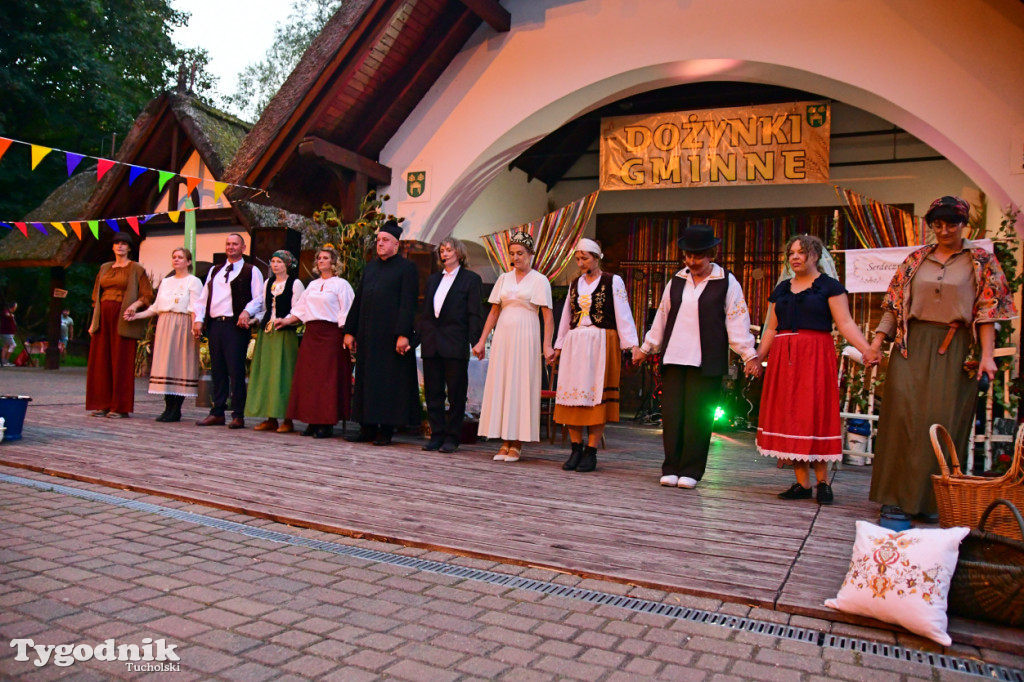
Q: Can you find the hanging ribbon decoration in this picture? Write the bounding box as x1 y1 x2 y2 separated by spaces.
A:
480 191 599 282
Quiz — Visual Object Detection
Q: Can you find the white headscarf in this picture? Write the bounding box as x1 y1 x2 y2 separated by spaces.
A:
576 238 603 259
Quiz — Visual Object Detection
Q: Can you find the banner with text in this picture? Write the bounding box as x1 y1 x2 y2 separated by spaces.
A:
600 101 830 191
845 240 993 293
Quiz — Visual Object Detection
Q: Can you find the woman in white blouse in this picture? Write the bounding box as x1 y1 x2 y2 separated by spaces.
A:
474 231 555 462
631 225 762 489
126 247 202 422
553 239 639 473
245 251 305 433
279 246 355 439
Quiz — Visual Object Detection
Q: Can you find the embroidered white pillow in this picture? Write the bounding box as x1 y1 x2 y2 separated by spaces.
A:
825 521 970 646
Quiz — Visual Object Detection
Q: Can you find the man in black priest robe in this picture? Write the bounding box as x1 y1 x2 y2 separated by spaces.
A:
343 220 421 446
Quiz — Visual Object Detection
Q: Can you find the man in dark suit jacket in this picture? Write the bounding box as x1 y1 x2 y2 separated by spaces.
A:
418 237 484 452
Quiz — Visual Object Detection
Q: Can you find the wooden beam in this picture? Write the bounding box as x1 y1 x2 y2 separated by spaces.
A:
297 136 392 185
459 0 510 32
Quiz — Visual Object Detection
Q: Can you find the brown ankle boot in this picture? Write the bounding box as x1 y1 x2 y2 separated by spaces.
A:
277 419 294 433
254 418 278 431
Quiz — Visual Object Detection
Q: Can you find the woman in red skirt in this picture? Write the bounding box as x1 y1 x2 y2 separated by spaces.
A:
279 246 355 438
756 235 879 504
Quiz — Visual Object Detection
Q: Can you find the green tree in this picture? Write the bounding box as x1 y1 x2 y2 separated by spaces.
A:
223 0 342 122
0 0 190 221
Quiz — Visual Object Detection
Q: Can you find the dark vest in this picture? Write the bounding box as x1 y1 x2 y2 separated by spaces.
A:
205 260 254 320
661 270 731 377
569 273 616 330
261 275 298 326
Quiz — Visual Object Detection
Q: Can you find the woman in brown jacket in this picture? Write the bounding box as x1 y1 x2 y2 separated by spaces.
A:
86 233 154 418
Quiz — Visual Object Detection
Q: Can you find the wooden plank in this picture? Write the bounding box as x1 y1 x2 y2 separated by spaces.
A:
297 136 392 184
458 0 510 32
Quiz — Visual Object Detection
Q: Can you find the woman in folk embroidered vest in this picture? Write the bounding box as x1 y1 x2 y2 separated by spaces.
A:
86 232 155 418
868 196 1017 523
126 247 203 422
632 224 762 489
552 239 639 473
245 250 305 434
755 235 879 505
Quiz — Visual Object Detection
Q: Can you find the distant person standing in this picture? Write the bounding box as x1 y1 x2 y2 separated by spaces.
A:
192 233 265 429
343 220 421 446
59 308 74 356
0 301 17 367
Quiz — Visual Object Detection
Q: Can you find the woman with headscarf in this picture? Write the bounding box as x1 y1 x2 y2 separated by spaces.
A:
245 250 305 433
125 247 203 422
473 231 555 462
755 234 879 504
553 238 639 473
632 224 762 489
868 196 1016 523
86 232 155 418
281 246 355 439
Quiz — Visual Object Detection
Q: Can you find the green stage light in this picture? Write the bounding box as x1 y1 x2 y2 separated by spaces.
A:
714 406 725 421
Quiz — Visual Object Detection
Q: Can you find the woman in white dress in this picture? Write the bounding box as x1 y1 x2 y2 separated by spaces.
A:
126 247 202 422
473 231 555 462
553 239 639 473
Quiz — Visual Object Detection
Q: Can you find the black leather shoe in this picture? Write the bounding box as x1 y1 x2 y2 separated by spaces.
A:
778 483 812 500
576 446 597 473
155 411 170 422
312 425 334 439
422 437 444 451
301 424 315 437
816 482 834 505
345 428 376 443
372 426 394 446
439 438 459 453
562 442 584 471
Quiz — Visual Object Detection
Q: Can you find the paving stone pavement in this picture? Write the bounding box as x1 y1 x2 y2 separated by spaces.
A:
1 469 1020 681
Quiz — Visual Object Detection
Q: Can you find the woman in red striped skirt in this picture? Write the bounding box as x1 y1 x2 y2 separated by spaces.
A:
756 235 879 504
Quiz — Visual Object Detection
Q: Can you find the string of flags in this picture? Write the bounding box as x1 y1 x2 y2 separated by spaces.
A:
0 135 267 239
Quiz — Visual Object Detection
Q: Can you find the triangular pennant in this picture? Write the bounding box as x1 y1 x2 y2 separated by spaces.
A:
30 145 53 170
69 221 82 239
168 211 180 223
65 152 84 176
158 170 175 191
87 220 99 238
140 214 154 224
184 176 201 196
14 222 28 236
0 138 12 164
128 166 147 185
50 222 68 237
213 181 228 203
31 222 48 235
0 222 11 230
105 219 120 232
97 159 115 181
126 216 139 234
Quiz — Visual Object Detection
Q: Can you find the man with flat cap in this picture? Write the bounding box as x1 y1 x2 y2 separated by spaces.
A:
343 220 421 445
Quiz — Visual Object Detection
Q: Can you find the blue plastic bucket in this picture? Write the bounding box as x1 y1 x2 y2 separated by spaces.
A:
0 396 31 442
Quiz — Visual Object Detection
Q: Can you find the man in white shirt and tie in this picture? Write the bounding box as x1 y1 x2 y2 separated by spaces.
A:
193 233 264 428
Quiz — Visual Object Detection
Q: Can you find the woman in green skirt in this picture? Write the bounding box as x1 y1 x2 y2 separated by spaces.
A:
868 196 1016 523
246 250 305 433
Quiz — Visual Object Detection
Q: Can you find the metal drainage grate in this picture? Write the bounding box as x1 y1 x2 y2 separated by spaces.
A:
2 473 1021 680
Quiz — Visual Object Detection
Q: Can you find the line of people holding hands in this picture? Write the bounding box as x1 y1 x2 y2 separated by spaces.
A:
86 196 1016 521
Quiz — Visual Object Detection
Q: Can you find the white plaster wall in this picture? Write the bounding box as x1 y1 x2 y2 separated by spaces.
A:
381 0 1024 244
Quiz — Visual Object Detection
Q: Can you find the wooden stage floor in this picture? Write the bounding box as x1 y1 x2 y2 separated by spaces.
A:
1 368 1020 652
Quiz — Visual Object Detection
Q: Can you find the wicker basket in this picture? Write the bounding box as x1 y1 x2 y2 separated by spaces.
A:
929 423 1024 541
947 499 1024 627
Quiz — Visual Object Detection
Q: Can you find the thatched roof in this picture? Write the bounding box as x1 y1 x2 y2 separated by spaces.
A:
0 167 97 268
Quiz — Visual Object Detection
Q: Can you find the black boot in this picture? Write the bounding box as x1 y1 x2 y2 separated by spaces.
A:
576 446 598 473
155 396 173 422
166 395 184 422
562 442 584 470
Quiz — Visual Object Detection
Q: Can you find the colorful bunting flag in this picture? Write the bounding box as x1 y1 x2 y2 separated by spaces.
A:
128 166 147 185
185 176 201 196
30 145 53 170
141 214 154 224
69 221 82 239
50 222 68 237
213 182 227 203
0 138 11 164
87 220 99 238
0 222 11 230
105 219 119 232
14 222 27 236
97 159 115 181
65 152 84 177
158 170 175 191
126 216 139 235
30 222 47 234
168 211 180 223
